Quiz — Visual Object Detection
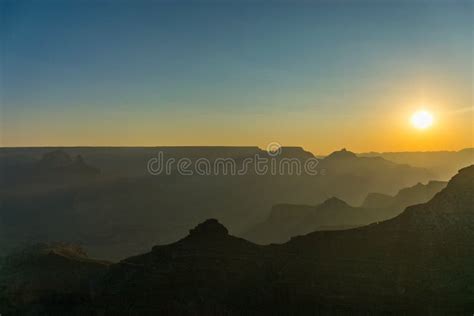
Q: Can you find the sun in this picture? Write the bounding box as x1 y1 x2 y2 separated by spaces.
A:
411 110 433 130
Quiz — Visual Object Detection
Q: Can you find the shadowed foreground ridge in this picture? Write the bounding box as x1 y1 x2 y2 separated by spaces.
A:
0 166 472 315
98 165 474 315
0 243 110 314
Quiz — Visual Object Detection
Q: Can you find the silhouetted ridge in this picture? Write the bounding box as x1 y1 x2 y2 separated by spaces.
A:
244 174 452 244
244 196 379 244
0 243 109 314
319 196 348 208
189 218 229 236
98 166 474 314
324 148 357 160
362 180 447 210
4 243 90 264
362 192 393 208
2 165 473 314
0 146 435 260
277 146 315 159
358 148 474 179
416 164 473 214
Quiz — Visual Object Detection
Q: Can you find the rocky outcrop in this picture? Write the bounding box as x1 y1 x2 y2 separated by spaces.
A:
189 218 229 237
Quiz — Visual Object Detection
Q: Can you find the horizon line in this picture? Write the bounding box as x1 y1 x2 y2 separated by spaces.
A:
0 145 472 156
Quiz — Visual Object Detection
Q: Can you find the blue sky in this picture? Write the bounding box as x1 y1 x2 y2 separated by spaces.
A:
1 0 472 153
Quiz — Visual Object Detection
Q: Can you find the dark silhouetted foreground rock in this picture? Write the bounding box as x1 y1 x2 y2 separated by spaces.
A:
97 166 473 314
189 218 229 236
1 166 473 315
0 243 109 314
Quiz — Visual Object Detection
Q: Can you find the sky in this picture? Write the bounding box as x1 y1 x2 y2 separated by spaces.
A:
1 0 472 155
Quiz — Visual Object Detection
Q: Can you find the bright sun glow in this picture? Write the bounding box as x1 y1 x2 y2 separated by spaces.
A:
411 110 433 129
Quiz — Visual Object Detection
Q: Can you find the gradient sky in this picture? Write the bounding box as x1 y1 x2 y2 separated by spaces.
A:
1 0 472 154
